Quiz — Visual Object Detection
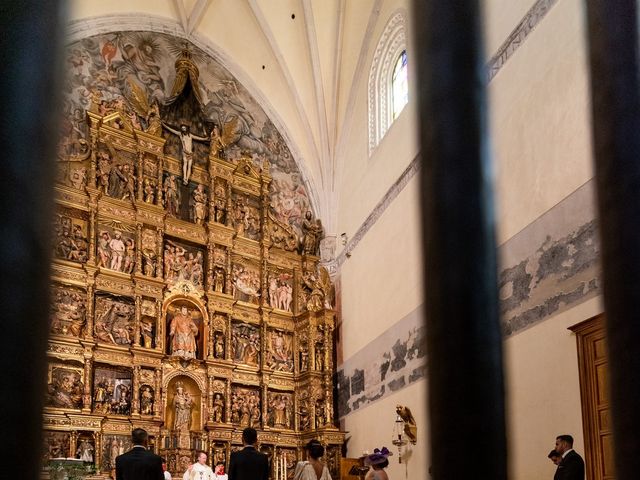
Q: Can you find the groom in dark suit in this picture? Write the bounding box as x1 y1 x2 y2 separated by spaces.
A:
553 434 585 480
116 428 164 480
228 427 269 480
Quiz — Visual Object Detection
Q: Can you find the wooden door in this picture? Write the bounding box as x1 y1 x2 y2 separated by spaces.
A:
570 314 615 480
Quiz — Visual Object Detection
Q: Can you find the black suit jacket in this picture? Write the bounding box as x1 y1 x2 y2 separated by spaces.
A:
115 446 164 480
554 450 585 480
228 446 269 480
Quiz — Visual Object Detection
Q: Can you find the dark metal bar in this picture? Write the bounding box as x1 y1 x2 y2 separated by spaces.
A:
585 1 640 477
411 1 507 479
0 1 66 477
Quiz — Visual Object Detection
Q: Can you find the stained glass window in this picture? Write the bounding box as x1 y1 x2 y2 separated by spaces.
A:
392 50 408 119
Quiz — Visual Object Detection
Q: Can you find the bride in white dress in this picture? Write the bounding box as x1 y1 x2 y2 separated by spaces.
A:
293 440 332 480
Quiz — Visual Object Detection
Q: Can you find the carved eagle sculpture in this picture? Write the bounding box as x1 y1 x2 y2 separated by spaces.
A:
396 404 418 444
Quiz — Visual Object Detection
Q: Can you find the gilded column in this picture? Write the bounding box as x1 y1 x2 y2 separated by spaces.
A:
69 431 78 458
88 206 97 264
207 375 214 423
137 151 144 202
132 366 140 415
225 248 232 295
156 228 164 279
155 299 163 353
82 356 93 413
225 378 231 423
156 154 164 207
134 295 142 347
225 182 232 227
135 223 143 275
87 113 100 189
261 382 268 431
84 283 95 341
207 244 214 293
225 314 232 361
154 368 162 419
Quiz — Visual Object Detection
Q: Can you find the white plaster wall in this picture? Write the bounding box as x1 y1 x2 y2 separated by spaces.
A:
504 295 603 479
489 0 592 244
342 380 429 480
339 174 423 360
483 0 536 56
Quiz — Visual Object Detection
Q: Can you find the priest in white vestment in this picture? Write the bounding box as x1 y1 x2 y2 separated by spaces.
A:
184 452 215 480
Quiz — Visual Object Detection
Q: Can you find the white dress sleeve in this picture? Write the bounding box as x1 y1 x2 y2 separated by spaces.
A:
293 461 308 480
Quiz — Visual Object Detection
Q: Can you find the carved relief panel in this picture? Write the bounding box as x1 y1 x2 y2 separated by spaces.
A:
231 322 261 367
49 284 87 338
46 364 84 409
92 365 133 415
53 208 89 264
96 221 136 274
231 385 261 428
94 294 135 346
231 260 261 304
266 329 293 372
164 239 205 289
266 390 294 429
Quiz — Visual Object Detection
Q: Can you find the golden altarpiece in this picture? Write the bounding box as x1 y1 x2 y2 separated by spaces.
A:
45 49 343 479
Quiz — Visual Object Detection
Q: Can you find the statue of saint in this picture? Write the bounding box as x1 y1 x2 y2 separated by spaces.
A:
301 211 323 255
173 383 194 432
169 305 199 359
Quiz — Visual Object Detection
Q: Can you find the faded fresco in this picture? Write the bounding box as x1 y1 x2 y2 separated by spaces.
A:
61 32 311 235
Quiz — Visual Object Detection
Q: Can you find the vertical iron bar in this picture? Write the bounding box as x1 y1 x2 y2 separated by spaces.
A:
0 1 65 477
585 1 640 478
411 1 507 479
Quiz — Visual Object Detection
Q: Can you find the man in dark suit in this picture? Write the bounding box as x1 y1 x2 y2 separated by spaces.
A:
553 434 585 480
228 427 269 480
116 428 164 480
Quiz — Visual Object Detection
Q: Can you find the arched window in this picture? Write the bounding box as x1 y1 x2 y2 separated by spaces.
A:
392 50 408 119
368 12 407 155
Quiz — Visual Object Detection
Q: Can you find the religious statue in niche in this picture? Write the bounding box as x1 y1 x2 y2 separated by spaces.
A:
76 436 95 463
301 265 333 312
231 262 261 303
53 212 88 263
231 323 260 367
213 444 227 468
140 385 154 415
231 193 261 240
314 340 325 372
299 343 309 372
267 330 293 372
167 302 202 359
143 178 156 203
94 296 135 346
191 184 208 225
42 431 70 463
47 366 84 409
92 366 132 415
163 173 181 217
301 211 323 256
97 223 136 274
212 178 228 224
141 228 158 277
173 381 195 432
212 392 225 423
297 392 311 431
139 318 155 349
231 386 261 428
164 240 205 288
49 284 86 337
267 272 294 312
266 391 293 429
315 397 326 428
213 331 225 359
102 435 132 472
